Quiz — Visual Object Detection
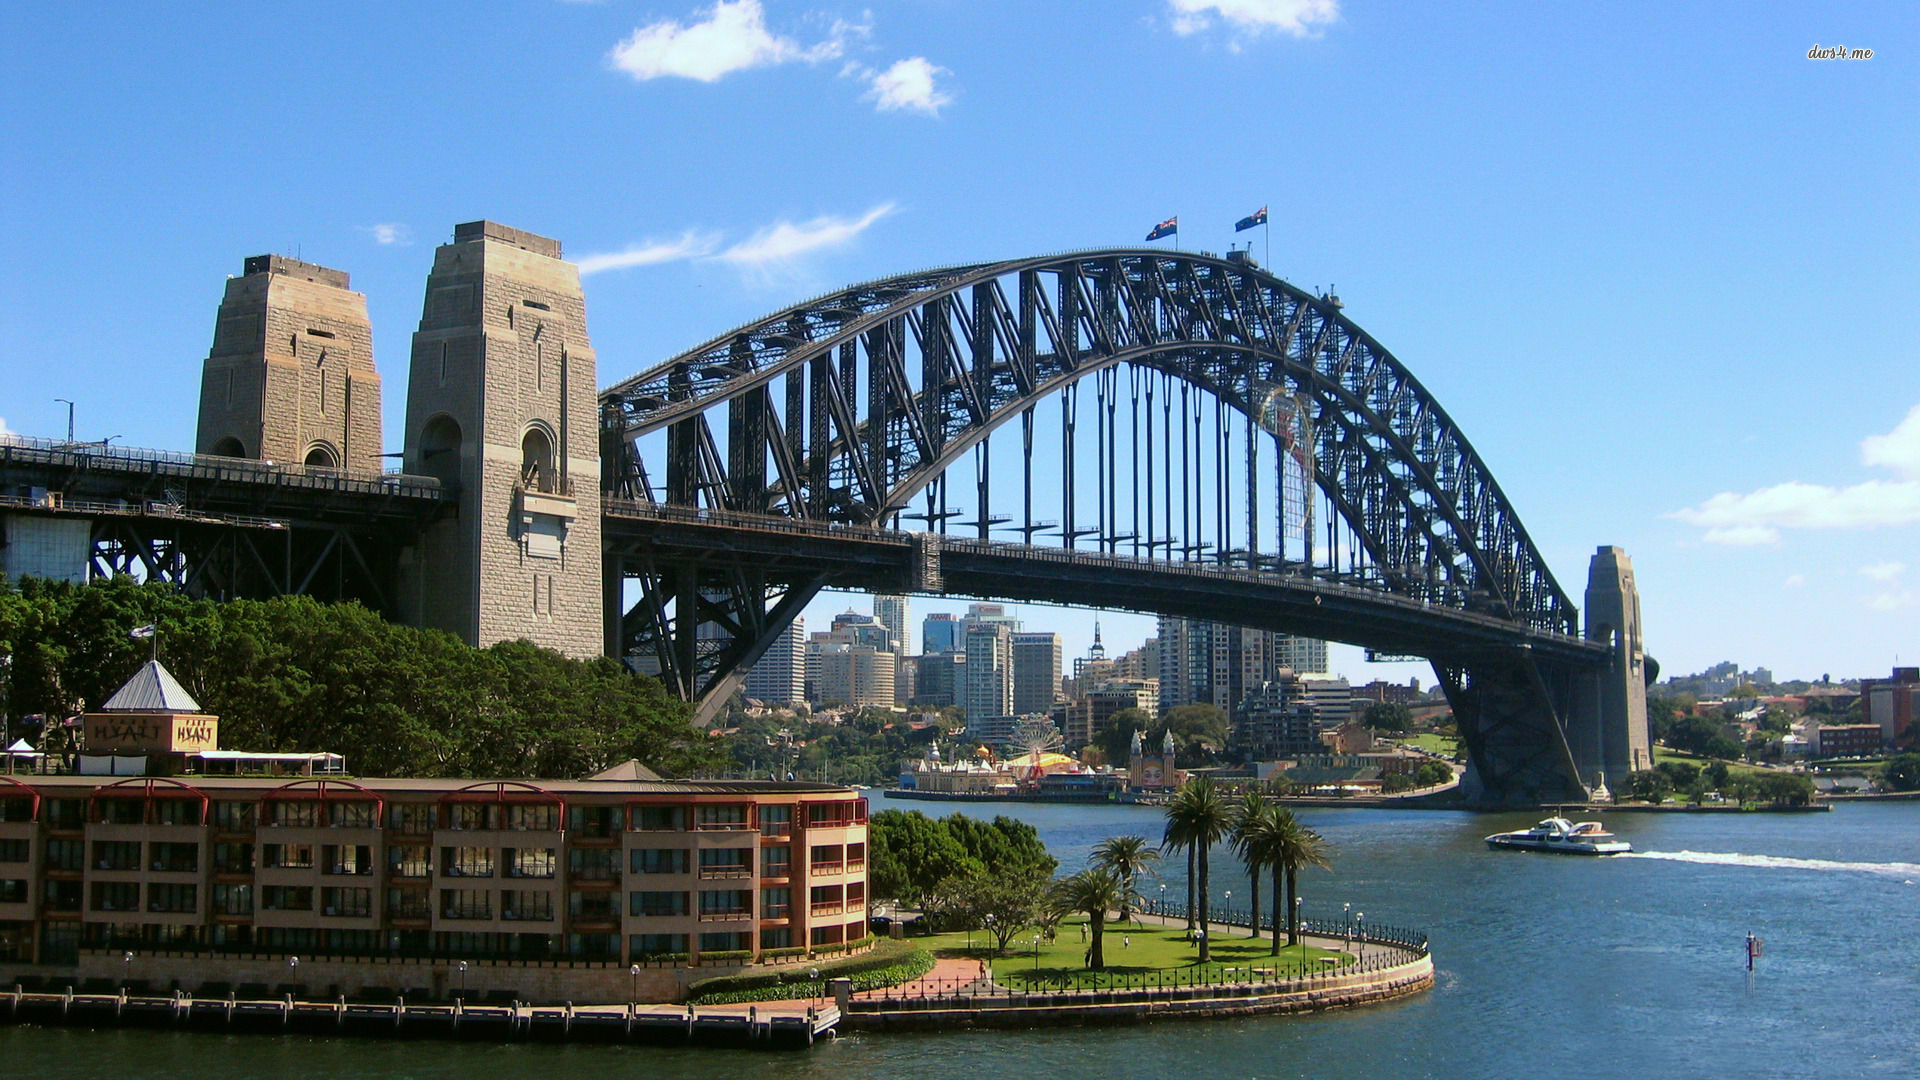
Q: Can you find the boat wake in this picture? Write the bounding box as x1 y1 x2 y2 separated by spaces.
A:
1622 849 1920 879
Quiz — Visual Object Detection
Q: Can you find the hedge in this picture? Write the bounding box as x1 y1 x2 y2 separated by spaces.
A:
687 939 933 1005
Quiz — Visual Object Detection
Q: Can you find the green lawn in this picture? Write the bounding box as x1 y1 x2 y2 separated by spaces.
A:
922 915 1351 990
1651 746 1771 779
1397 733 1460 756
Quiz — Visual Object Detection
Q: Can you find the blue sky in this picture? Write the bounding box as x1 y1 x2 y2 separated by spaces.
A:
1 1 1914 683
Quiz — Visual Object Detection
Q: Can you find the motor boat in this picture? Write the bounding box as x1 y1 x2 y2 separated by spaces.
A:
1485 817 1630 855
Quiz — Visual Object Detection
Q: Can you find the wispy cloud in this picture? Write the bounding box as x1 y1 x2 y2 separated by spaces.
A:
0 416 12 436
863 58 951 114
576 231 721 276
1167 0 1340 38
1869 590 1915 611
1860 561 1906 581
608 0 857 82
715 203 895 266
1672 403 1920 544
362 223 412 246
1783 573 1806 588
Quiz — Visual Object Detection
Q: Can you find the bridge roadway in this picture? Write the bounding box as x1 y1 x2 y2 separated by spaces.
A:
600 500 1610 666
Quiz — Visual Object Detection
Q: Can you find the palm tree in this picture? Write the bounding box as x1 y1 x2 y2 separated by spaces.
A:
1230 792 1273 940
1049 868 1136 970
1090 835 1159 925
1162 775 1232 962
1269 807 1331 949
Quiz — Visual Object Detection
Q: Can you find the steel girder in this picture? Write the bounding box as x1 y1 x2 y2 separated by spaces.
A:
602 249 1578 635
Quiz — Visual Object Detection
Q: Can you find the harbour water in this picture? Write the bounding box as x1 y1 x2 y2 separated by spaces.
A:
6 794 1916 1078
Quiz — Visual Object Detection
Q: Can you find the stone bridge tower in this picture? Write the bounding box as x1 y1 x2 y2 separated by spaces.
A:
195 255 381 469
1569 545 1652 796
397 221 602 657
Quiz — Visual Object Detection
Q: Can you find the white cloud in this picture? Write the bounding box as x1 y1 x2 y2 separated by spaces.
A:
1672 404 1920 543
364 223 412 246
609 0 854 82
1861 402 1920 479
715 203 895 266
1168 0 1340 37
1859 561 1906 581
1869 590 1915 611
865 58 951 114
0 416 11 435
1783 573 1806 588
576 231 721 276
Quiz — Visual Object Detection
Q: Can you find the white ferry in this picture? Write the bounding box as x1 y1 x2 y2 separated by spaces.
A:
1484 817 1631 855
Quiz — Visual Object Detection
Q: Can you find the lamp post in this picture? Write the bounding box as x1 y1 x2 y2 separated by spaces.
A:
629 963 640 1006
458 959 468 1000
984 913 995 957
1344 902 1352 949
287 955 299 995
1033 934 1042 972
122 950 133 988
54 399 73 445
1355 913 1365 961
1159 882 1167 916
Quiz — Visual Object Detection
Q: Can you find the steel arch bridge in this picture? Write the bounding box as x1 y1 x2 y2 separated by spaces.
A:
598 248 1644 805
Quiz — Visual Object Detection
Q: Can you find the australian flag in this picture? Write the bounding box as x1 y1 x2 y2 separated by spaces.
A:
1145 216 1178 242
1235 206 1268 232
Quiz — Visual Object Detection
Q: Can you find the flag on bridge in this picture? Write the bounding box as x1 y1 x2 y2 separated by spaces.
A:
1235 207 1268 231
129 624 157 639
1145 216 1178 242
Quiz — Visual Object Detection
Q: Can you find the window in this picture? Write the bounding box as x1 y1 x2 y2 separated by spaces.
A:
262 843 314 870
328 802 376 829
630 848 689 875
810 885 843 916
504 848 556 879
699 932 750 952
43 880 82 911
630 806 684 831
321 886 373 917
699 848 752 878
90 882 140 912
44 838 83 871
629 890 688 917
266 801 318 827
759 928 791 950
439 889 491 920
442 846 494 878
93 841 140 871
847 842 867 869
386 888 431 919
698 889 751 918
760 804 792 836
761 845 790 876
569 847 618 881
147 883 197 914
47 799 86 830
569 891 616 920
760 887 790 919
504 804 557 831
695 804 748 830
213 843 254 874
387 845 429 878
810 925 844 946
569 805 619 838
261 886 314 911
630 933 687 958
323 844 372 875
152 800 200 826
810 844 844 872
0 798 32 824
0 879 26 903
212 801 255 831
0 838 29 863
99 800 143 825
448 804 493 831
150 842 199 873
212 884 253 916
502 890 555 922
388 803 434 834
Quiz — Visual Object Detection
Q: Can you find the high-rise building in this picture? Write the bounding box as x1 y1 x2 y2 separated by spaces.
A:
1010 632 1063 715
914 652 965 708
812 646 896 708
1157 617 1330 714
742 616 805 706
873 594 908 653
962 622 1013 721
1233 675 1320 758
1273 635 1329 675
922 613 961 654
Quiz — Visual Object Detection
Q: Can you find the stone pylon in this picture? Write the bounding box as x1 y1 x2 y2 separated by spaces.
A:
1570 545 1652 795
196 255 381 470
396 221 603 658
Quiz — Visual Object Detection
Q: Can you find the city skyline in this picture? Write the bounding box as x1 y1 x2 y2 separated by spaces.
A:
1 2 1913 681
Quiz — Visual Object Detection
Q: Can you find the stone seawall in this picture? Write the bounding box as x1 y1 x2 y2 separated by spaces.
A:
843 954 1433 1031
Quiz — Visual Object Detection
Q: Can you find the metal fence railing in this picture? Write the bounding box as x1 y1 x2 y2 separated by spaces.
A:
0 435 448 501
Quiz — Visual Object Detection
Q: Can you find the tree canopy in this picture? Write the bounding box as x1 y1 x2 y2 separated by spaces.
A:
866 809 1057 908
0 576 716 778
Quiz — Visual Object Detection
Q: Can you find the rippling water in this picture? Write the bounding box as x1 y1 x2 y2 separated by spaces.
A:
6 795 1917 1079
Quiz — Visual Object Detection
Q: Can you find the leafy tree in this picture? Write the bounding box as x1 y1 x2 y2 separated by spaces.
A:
1628 770 1672 804
1751 771 1814 807
1162 775 1233 961
1654 761 1701 789
1048 868 1136 969
1412 760 1453 787
1089 834 1159 924
1363 701 1414 733
1093 707 1154 762
940 864 1050 954
867 809 974 905
1664 715 1745 761
1230 793 1273 940
1882 753 1920 792
1266 807 1330 950
946 814 1057 876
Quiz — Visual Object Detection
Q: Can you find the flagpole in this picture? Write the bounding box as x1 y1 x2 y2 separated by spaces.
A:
1264 214 1270 269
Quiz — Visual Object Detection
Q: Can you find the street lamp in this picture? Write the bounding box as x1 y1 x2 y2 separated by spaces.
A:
1355 913 1365 961
122 950 133 988
1344 902 1352 948
629 963 640 1006
1033 934 1042 971
54 399 73 445
984 913 995 957
287 955 299 996
458 959 469 1000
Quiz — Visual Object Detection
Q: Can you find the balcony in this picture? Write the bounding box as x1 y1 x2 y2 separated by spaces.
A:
698 867 752 880
810 903 844 917
811 862 844 877
440 905 493 921
699 911 752 922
